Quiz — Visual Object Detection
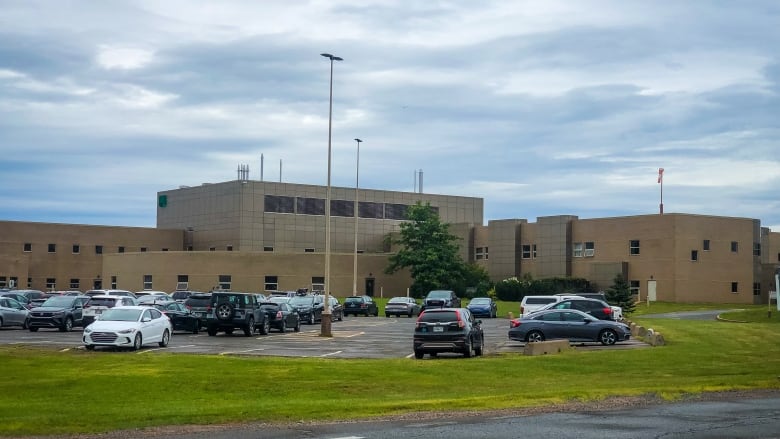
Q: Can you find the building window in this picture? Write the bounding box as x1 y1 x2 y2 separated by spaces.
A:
475 247 488 260
358 201 384 219
265 276 278 292
573 242 583 258
296 197 326 215
48 243 56 253
753 243 761 256
753 283 761 296
209 247 216 251
218 275 231 290
111 276 117 289
331 199 355 217
118 246 125 253
70 278 79 289
162 248 169 252
584 242 595 257
46 278 56 290
264 246 274 252
532 244 537 258
731 282 738 293
630 280 640 295
521 244 532 259
629 240 640 255
72 244 80 254
731 241 738 253
27 277 32 288
226 245 233 251
691 250 698 261
23 243 32 252
264 195 295 213
0 277 5 288
703 240 710 251
143 275 153 290
187 246 193 251
384 203 408 220
311 276 325 292
140 247 147 252
95 245 103 254
778 252 780 262
304 248 315 253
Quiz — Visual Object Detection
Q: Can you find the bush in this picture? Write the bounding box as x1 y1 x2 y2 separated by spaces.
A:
494 275 593 301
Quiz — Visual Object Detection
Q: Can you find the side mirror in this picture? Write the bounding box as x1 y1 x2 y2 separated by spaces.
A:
142 317 151 322
476 319 483 325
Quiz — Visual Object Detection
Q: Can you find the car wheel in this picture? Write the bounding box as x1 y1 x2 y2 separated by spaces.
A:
259 318 270 335
599 329 617 346
85 344 95 351
207 327 217 336
29 326 39 332
337 312 343 322
216 303 234 321
526 330 545 343
294 319 301 332
385 313 390 318
408 311 413 318
22 317 29 329
475 335 484 356
308 314 315 325
158 329 170 347
192 321 199 334
244 317 255 336
279 320 287 333
463 339 473 358
132 333 142 351
414 350 424 359
60 317 73 332
430 352 438 358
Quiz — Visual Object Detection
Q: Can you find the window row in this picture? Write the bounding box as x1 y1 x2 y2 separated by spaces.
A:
264 195 438 220
139 275 328 293
23 244 167 253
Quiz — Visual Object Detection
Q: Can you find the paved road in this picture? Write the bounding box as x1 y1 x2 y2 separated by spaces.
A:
0 315 646 357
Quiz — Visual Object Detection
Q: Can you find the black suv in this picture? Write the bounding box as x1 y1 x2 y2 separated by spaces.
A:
28 295 90 332
421 290 460 311
343 296 378 317
206 292 269 336
413 308 484 359
184 293 212 329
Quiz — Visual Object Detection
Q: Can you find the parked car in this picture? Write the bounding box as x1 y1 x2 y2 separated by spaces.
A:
28 295 90 332
343 295 378 317
135 291 171 300
421 290 461 311
0 292 34 309
289 295 325 324
384 296 420 318
4 290 50 308
538 298 618 321
84 289 136 298
183 293 212 328
508 309 631 345
520 295 563 317
142 300 200 333
0 297 30 328
413 308 484 359
327 296 344 322
205 291 268 336
136 294 173 305
467 297 498 318
171 290 202 302
266 295 292 304
556 293 624 320
83 306 172 351
258 301 301 333
82 295 138 326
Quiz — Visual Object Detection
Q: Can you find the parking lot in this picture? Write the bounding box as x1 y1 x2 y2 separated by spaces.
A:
0 316 647 358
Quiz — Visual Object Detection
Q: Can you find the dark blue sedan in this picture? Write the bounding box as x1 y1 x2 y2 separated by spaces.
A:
467 297 498 318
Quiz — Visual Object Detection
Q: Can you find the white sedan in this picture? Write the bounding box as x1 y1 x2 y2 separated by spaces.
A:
83 306 172 351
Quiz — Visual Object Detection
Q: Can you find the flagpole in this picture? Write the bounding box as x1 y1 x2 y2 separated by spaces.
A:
658 168 664 215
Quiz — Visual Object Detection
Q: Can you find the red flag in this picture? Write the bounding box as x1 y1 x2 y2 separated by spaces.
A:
657 168 664 184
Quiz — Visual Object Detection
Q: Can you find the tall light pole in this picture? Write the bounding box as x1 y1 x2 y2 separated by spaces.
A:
352 138 363 297
320 52 342 337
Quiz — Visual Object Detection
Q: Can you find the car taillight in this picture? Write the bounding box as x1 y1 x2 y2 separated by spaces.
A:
510 319 521 328
276 311 283 319
520 306 525 314
455 309 465 328
185 305 191 311
603 308 612 315
360 304 367 308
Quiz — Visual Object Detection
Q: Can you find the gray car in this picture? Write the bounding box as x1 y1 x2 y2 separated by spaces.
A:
0 297 30 328
508 309 630 346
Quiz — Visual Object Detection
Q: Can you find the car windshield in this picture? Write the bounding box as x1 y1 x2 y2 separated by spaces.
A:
525 297 556 305
388 297 408 303
344 297 363 303
99 309 142 321
427 291 450 299
41 296 75 307
290 297 314 306
259 303 280 311
470 298 490 305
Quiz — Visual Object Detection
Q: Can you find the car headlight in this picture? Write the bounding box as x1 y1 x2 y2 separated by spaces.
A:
83 327 92 333
117 328 137 334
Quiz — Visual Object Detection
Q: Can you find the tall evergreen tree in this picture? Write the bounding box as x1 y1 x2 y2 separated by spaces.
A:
385 202 465 297
605 273 635 315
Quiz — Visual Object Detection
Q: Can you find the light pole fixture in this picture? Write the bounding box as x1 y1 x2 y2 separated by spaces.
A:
320 52 342 337
352 138 363 297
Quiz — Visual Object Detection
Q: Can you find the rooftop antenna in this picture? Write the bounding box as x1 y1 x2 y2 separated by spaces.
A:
280 159 282 183
418 169 423 193
237 164 249 182
260 154 264 182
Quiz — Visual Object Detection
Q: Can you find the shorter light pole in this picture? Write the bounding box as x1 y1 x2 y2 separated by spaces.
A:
352 138 363 297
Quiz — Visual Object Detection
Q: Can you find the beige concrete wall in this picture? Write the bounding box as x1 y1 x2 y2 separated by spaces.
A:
536 216 576 278
102 252 411 298
0 221 183 291
486 219 525 281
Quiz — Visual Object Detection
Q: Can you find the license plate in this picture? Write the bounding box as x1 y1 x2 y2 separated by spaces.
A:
196 312 204 317
433 326 444 332
95 310 102 314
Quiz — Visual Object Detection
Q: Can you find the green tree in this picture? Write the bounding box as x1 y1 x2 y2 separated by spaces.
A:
605 273 636 314
385 202 466 298
453 263 493 299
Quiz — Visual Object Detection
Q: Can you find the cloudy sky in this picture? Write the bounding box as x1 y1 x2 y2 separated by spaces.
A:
1 1 779 231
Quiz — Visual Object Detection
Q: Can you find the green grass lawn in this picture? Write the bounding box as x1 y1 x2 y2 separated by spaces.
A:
2 302 780 436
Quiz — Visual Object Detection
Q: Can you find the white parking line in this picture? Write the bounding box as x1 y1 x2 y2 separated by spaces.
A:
320 350 342 357
11 341 53 344
138 347 169 354
219 348 265 356
344 332 365 338
168 344 196 349
405 353 414 359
